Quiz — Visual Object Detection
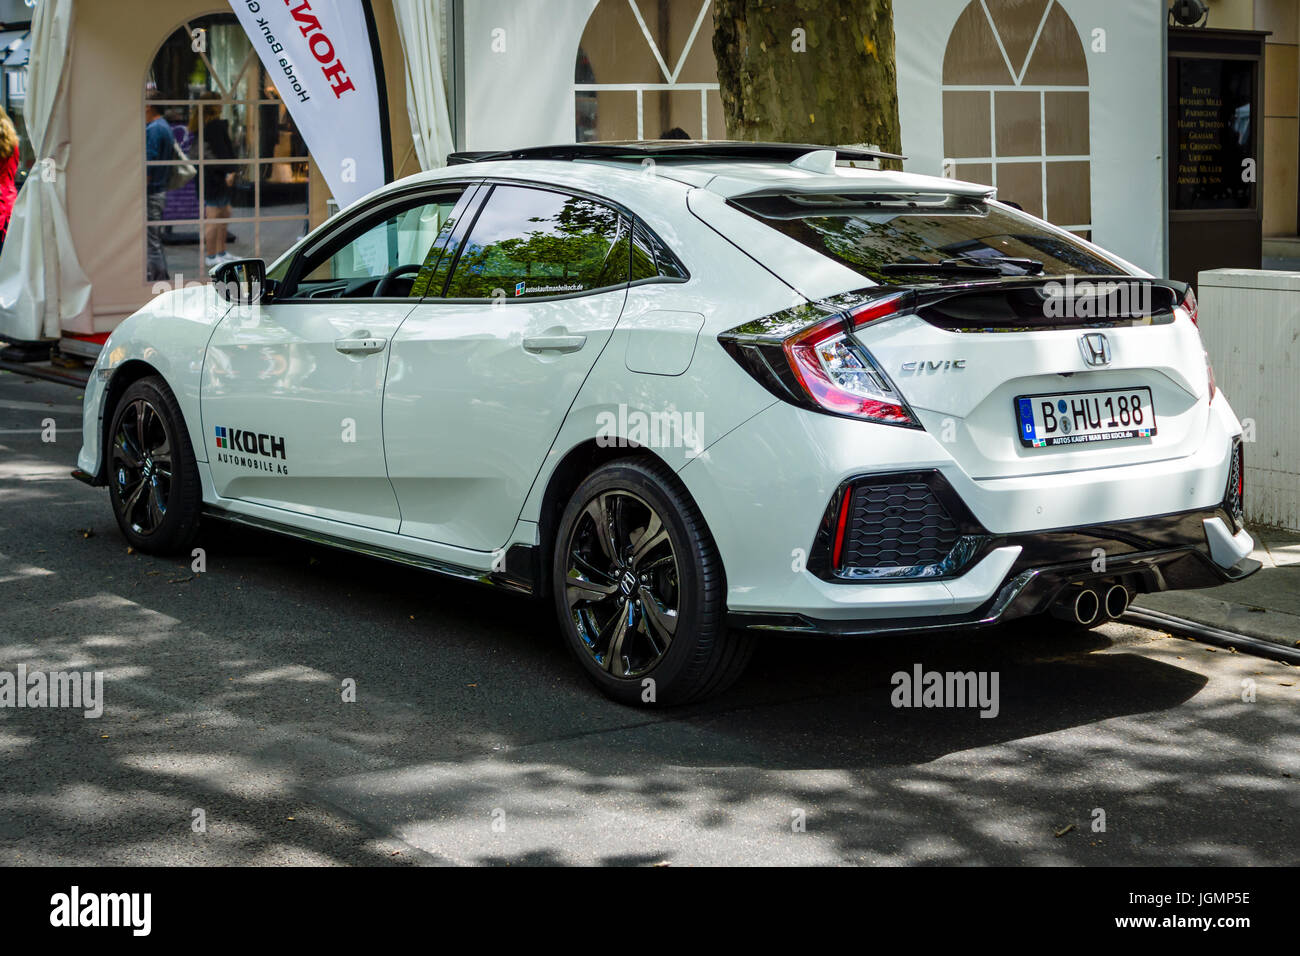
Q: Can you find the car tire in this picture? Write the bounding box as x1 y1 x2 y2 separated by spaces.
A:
552 457 752 706
106 376 202 555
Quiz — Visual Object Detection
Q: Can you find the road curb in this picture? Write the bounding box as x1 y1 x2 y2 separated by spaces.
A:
1124 606 1300 665
1133 590 1300 651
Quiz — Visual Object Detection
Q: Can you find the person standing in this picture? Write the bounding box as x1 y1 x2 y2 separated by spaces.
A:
193 93 238 268
144 91 176 281
0 105 20 255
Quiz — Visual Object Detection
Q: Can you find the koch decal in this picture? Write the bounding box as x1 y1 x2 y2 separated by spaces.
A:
214 426 289 474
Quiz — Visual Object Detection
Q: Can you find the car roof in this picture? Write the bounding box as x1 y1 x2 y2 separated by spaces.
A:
407 142 994 205
619 160 995 200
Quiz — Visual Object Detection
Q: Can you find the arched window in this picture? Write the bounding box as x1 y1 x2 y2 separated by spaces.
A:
941 0 1092 237
575 0 724 142
143 13 311 283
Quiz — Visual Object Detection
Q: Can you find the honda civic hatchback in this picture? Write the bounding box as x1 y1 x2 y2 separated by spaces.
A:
76 142 1257 705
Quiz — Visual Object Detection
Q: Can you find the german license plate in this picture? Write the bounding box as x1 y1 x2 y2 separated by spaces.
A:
1015 387 1156 448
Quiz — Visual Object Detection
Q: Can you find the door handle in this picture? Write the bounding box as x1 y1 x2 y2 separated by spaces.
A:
334 336 387 355
522 334 586 354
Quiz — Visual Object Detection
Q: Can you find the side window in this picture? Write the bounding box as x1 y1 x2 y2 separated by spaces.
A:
630 222 657 282
631 219 688 282
287 188 467 299
445 185 628 299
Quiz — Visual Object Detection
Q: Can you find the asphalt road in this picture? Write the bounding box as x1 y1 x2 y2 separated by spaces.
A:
1 370 1297 866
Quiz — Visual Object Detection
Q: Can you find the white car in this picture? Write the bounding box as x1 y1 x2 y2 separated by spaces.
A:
76 142 1257 705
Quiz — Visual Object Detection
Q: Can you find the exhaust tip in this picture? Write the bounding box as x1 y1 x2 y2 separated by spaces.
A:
1104 584 1130 619
1074 589 1100 626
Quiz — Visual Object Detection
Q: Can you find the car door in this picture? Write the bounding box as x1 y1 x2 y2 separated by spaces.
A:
201 182 478 532
383 182 631 551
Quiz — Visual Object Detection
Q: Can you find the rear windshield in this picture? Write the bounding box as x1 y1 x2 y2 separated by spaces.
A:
730 193 1127 285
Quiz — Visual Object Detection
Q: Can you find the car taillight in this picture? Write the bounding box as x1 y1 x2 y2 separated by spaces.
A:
1179 286 1215 401
719 291 921 428
1181 286 1199 326
847 294 910 330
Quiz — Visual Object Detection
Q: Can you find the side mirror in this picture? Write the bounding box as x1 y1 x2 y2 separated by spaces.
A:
212 258 268 306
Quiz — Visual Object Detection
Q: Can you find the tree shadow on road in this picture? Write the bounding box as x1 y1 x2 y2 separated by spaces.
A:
2 514 1295 866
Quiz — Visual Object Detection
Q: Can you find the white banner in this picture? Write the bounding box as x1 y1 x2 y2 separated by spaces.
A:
227 0 386 208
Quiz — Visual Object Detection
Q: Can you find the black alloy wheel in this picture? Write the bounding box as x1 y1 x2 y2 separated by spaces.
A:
564 489 680 678
107 376 201 554
552 458 752 706
111 397 174 537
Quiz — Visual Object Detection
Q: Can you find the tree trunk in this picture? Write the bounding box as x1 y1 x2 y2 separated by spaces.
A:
712 0 902 166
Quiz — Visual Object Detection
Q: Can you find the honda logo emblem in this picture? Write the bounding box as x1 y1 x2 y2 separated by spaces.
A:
1078 332 1112 367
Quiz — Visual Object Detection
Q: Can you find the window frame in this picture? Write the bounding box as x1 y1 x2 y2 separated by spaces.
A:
143 13 315 280
630 217 690 285
274 181 483 303
436 178 690 305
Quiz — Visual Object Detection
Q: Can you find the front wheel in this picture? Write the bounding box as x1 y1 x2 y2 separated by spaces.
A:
106 376 202 554
552 458 751 706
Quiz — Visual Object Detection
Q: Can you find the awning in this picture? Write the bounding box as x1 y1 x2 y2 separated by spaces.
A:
0 30 28 67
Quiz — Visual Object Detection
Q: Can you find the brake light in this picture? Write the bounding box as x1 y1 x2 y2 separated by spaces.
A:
1181 287 1199 326
718 290 921 428
1179 287 1214 401
781 297 918 426
847 293 909 329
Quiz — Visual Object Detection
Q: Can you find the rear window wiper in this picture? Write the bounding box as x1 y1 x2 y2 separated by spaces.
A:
944 255 1044 275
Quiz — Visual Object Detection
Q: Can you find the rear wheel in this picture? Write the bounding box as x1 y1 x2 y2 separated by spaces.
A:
107 376 202 554
552 458 751 706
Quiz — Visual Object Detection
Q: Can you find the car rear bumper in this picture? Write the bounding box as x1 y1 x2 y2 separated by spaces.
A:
679 393 1253 630
727 507 1259 636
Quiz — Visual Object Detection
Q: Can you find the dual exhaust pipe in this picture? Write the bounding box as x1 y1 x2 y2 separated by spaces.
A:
1051 584 1130 626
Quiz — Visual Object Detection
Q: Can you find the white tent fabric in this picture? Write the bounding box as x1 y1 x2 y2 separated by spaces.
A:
392 0 455 169
0 0 91 341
